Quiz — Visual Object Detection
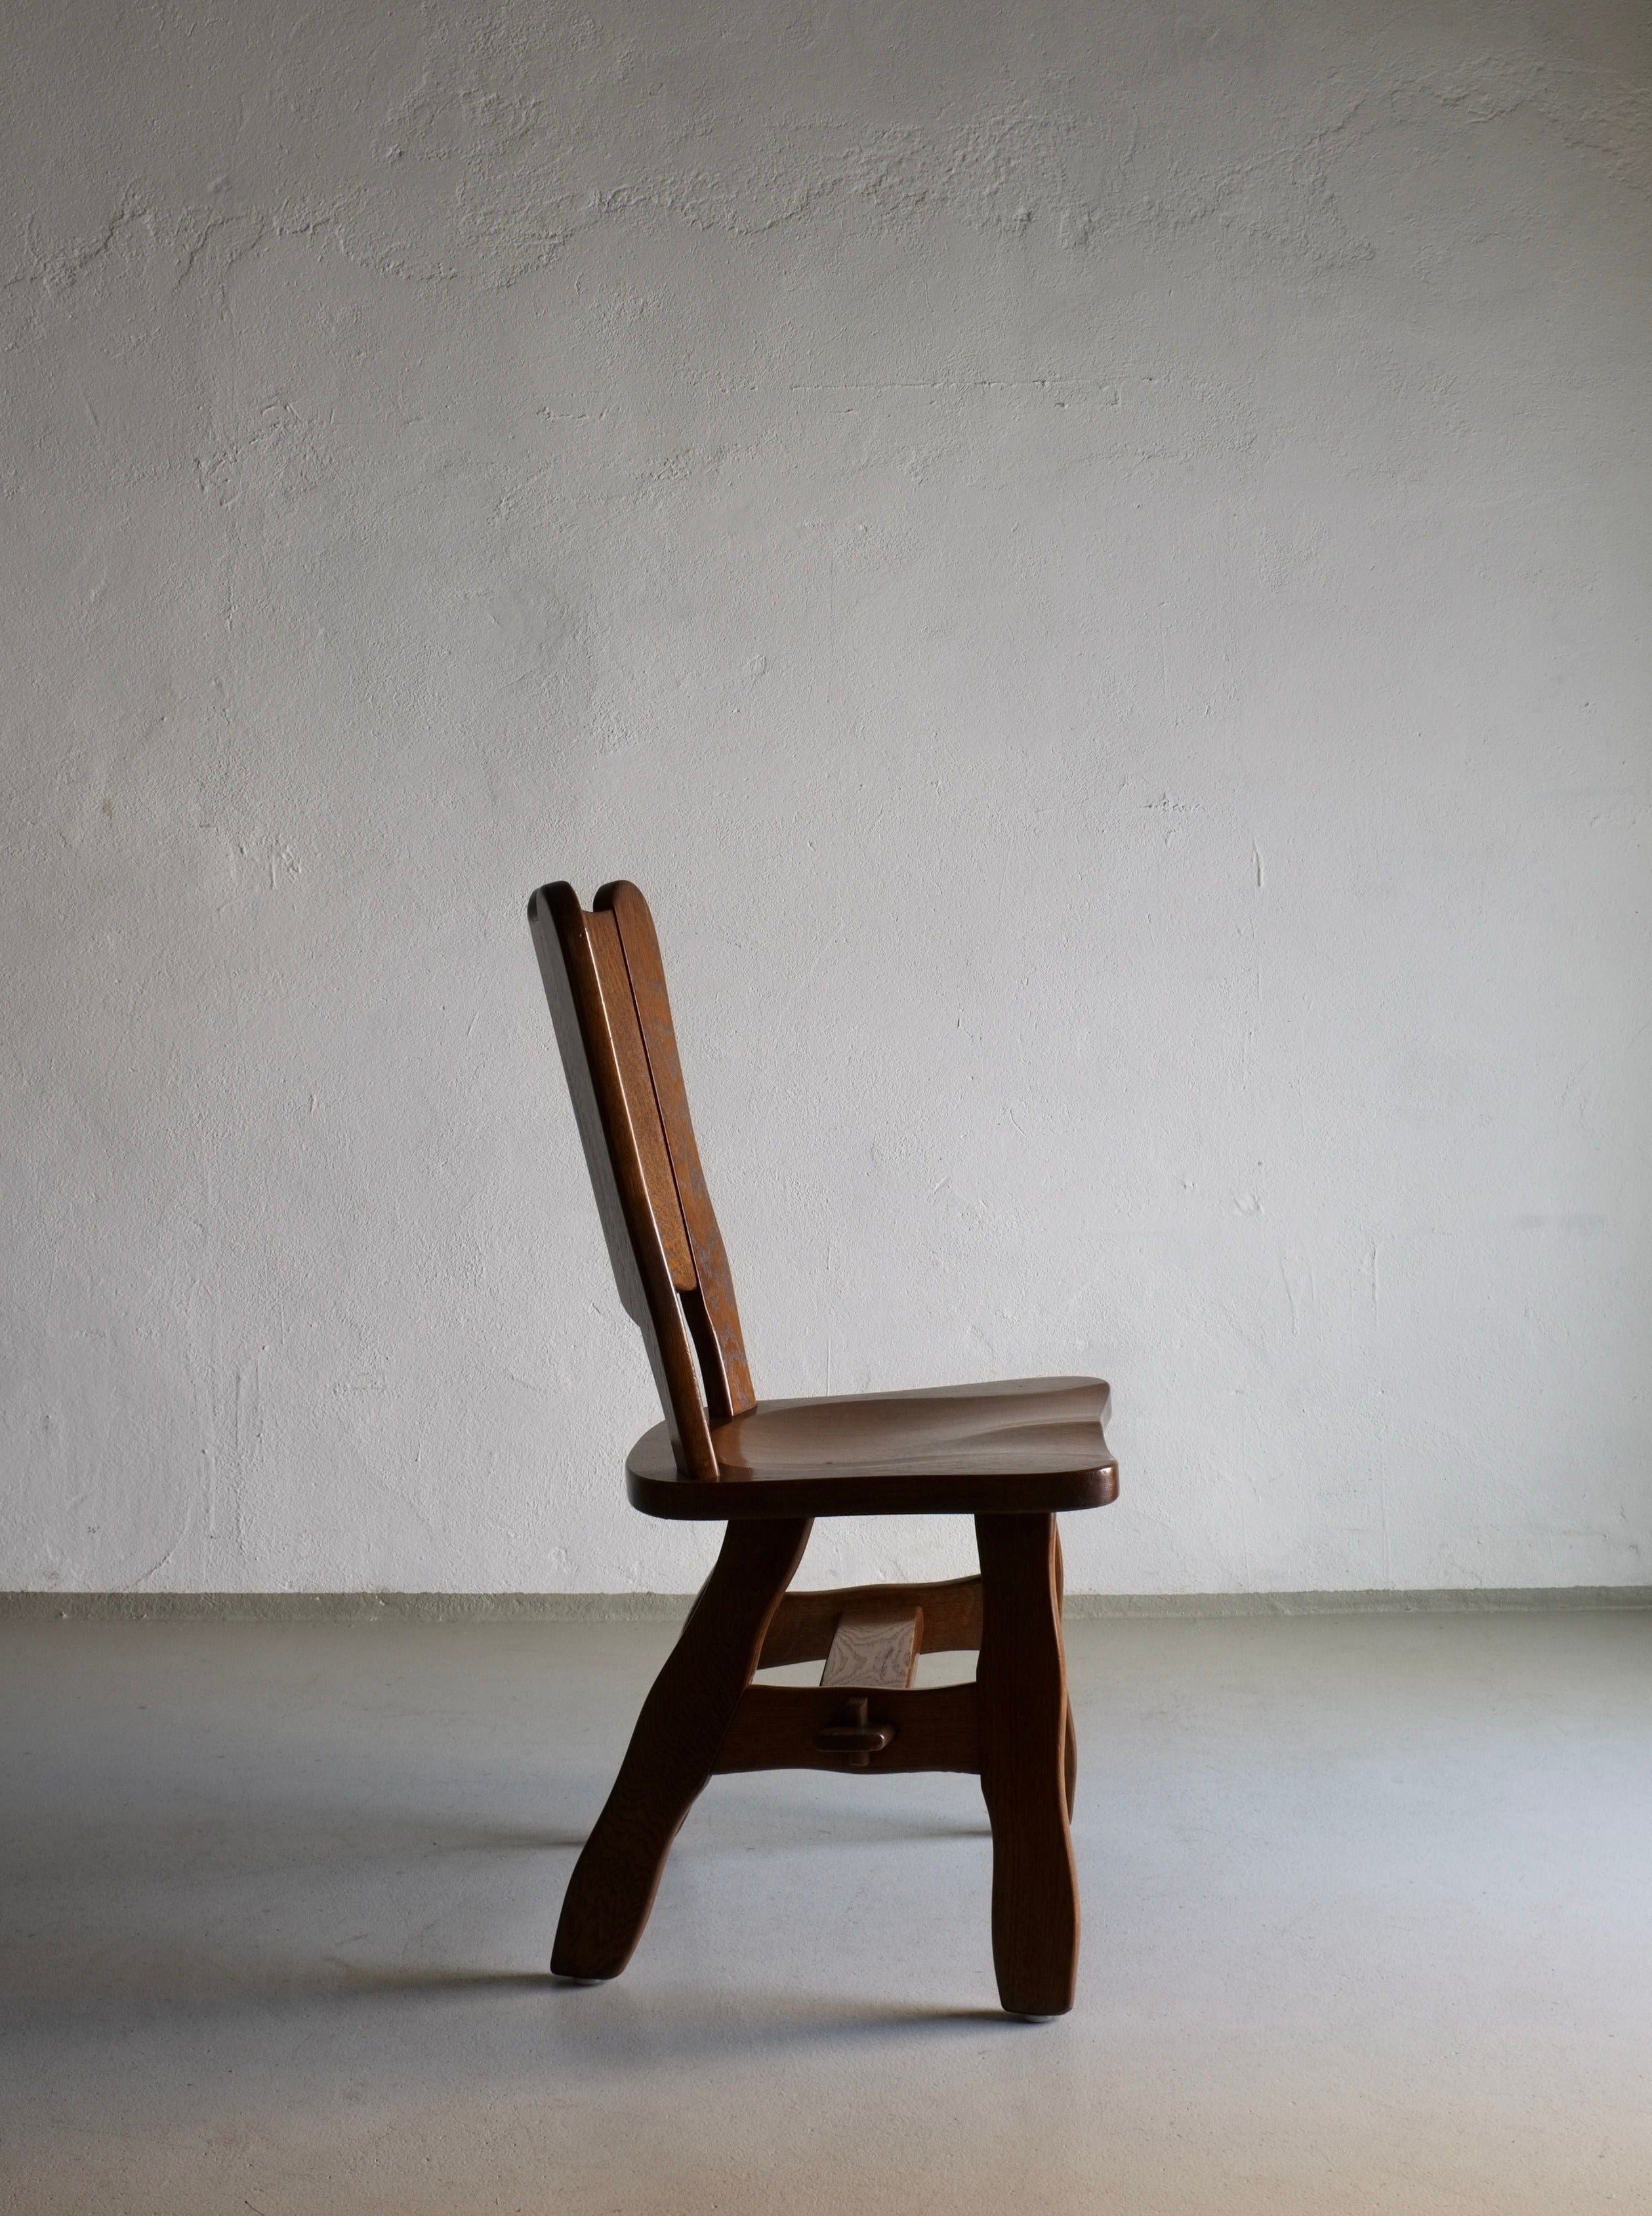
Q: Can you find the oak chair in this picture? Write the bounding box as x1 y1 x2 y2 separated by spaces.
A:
529 880 1117 2017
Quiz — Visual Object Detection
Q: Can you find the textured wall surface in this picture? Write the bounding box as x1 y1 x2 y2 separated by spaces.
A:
2 1 1649 1596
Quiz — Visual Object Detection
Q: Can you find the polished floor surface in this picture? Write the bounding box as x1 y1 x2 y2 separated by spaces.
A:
2 1608 1649 2213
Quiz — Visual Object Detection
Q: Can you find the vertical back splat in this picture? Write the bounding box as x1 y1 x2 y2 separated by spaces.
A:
596 881 756 1420
529 883 718 1477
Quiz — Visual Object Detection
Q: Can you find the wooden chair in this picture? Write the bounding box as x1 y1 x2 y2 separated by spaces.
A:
528 880 1117 2017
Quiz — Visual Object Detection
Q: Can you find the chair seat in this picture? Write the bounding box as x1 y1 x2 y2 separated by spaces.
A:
625 1376 1115 1519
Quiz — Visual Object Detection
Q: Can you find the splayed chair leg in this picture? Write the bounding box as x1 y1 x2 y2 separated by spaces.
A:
976 1512 1080 2018
551 1515 812 1980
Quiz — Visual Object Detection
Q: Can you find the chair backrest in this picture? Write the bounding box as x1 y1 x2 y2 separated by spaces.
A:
528 880 754 1479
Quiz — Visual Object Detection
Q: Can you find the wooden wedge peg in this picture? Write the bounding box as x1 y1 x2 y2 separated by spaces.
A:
812 1696 896 1766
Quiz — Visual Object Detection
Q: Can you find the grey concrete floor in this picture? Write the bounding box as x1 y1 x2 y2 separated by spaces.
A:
1 1610 1649 2214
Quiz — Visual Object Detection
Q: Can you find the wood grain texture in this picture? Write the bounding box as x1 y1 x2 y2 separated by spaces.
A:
627 1378 1117 1519
585 909 697 1292
819 1603 922 1689
528 886 716 1479
714 1682 980 1775
597 880 755 1420
759 1576 982 1670
975 1513 1079 2018
550 1516 810 1980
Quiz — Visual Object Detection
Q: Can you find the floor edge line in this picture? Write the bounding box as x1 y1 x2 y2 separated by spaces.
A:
2 1586 1648 1622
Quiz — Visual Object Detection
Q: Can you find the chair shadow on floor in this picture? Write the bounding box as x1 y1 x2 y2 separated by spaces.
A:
2 1946 1015 2061
321 1971 1018 2059
1 1794 1004 2045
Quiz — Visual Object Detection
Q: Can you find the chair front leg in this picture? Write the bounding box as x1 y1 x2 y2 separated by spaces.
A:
974 1511 1080 2017
552 1515 812 1980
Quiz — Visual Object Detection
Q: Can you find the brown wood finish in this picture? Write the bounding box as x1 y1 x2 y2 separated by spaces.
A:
596 880 755 1421
550 1515 810 1980
819 1602 922 1689
585 909 697 1292
975 1513 1079 2017
529 880 1117 2015
626 1378 1117 1520
528 886 717 1479
758 1575 983 1670
1056 1527 1078 1817
715 1682 980 1775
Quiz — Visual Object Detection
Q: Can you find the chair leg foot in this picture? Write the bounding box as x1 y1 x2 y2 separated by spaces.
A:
975 1512 1079 2019
550 1515 811 1980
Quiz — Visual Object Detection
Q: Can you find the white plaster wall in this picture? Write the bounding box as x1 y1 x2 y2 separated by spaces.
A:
2 1 1649 1597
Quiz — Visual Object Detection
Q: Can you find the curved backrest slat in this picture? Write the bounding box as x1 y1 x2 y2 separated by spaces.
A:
586 909 697 1294
596 880 756 1419
529 883 718 1479
529 880 754 1478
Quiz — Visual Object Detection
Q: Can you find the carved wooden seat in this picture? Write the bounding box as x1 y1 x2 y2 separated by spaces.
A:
529 880 1117 2017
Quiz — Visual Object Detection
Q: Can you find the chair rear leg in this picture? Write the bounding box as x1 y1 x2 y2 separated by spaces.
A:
1052 1525 1077 1817
552 1515 812 1980
975 1512 1079 2018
